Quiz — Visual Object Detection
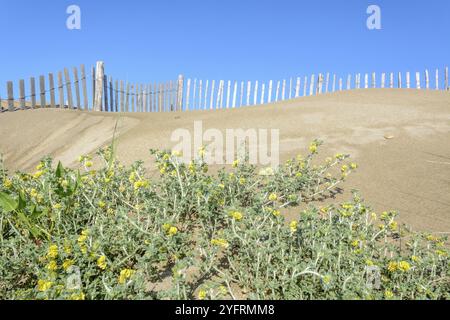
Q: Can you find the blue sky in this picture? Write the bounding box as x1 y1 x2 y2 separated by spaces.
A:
1 0 449 97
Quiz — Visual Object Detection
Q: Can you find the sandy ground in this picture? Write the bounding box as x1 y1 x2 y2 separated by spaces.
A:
0 89 449 233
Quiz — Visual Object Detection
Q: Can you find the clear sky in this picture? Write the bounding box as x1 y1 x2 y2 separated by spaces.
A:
1 0 449 97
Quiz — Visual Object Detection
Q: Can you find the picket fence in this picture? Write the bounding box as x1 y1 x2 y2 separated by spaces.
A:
1 62 448 113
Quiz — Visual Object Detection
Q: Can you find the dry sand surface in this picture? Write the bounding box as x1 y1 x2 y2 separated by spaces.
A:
0 89 449 233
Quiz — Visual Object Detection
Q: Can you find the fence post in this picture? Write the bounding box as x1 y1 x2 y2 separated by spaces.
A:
7 81 14 111
254 81 259 105
39 76 46 108
30 77 36 108
81 65 89 110
73 67 81 109
176 75 184 111
49 73 56 108
261 83 266 104
416 72 421 89
445 66 448 91
435 69 439 90
406 72 410 89
268 80 273 103
185 78 191 111
398 72 402 88
19 79 25 109
226 80 231 109
372 72 376 88
295 77 301 97
94 61 104 112
58 72 64 108
64 68 74 109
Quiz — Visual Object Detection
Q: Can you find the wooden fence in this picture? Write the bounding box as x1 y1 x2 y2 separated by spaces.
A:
1 62 449 113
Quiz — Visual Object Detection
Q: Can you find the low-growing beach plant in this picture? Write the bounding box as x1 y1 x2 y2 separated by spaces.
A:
0 141 448 300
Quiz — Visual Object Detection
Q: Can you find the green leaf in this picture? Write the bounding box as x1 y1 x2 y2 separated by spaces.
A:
18 191 27 211
0 192 18 213
55 161 64 179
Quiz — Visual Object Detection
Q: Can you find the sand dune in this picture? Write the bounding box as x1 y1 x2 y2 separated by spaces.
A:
1 89 449 232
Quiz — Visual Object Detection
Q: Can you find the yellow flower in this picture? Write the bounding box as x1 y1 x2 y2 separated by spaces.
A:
118 269 135 284
134 180 149 190
172 150 182 157
78 230 89 244
290 221 298 233
69 292 86 300
162 223 171 231
389 221 398 232
98 201 106 209
341 165 348 173
47 244 59 259
218 183 225 189
46 260 58 271
365 260 374 266
309 143 318 154
53 203 62 210
33 171 44 179
435 250 448 257
398 261 411 272
272 210 281 217
268 193 278 202
211 238 229 249
350 163 358 170
351 240 360 248
62 259 74 271
411 255 420 263
230 211 243 221
64 242 72 255
85 161 93 168
239 178 246 185
232 160 239 168
37 280 53 292
168 227 178 236
97 255 107 270
2 179 12 189
384 290 394 299
198 290 207 300
387 261 398 273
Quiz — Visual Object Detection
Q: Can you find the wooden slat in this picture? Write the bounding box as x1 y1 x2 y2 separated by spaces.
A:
176 75 184 111
19 79 25 109
73 67 81 108
339 78 343 91
7 81 14 111
364 74 369 89
325 73 330 93
130 84 135 112
103 75 109 111
372 72 376 88
254 81 259 105
268 80 273 103
381 73 386 88
425 70 429 89
92 66 96 109
186 78 191 111
210 80 215 110
64 68 74 109
445 66 449 91
115 80 119 112
58 72 64 108
30 77 36 108
94 62 104 111
398 72 402 89
295 77 301 97
232 81 237 108
109 77 114 112
281 79 286 100
80 65 88 110
125 83 130 112
198 80 203 110
416 72 421 89
406 72 411 89
226 80 231 109
390 73 394 89
247 81 251 106
435 69 439 90
203 80 209 110
216 80 222 108
331 75 335 93
39 75 46 108
49 73 56 108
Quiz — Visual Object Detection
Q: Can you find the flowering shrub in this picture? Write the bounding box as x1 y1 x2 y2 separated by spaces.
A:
0 141 448 300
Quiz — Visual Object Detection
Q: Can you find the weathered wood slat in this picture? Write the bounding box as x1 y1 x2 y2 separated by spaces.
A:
58 72 64 108
406 72 411 89
49 73 56 108
247 81 251 106
275 81 280 102
7 81 14 111
39 76 46 108
261 83 265 104
186 78 191 111
125 83 130 112
309 75 315 96
295 77 301 97
210 80 216 110
198 80 203 110
240 81 244 107
19 79 25 109
268 80 273 103
425 69 429 90
232 81 237 108
73 67 81 108
93 62 104 111
115 80 119 112
120 81 125 112
281 79 286 100
80 65 88 110
254 81 259 105
30 77 36 108
416 72 421 89
226 80 231 109
177 75 184 111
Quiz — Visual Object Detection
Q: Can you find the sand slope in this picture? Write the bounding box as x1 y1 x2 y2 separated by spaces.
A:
1 89 449 232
